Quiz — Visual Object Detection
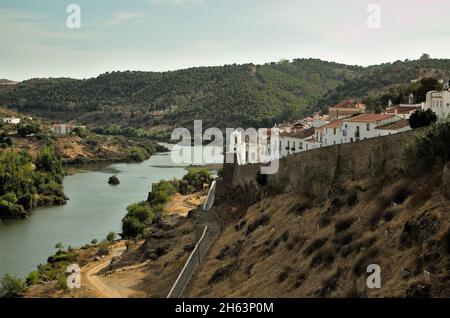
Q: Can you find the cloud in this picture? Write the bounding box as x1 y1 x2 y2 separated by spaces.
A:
104 11 144 26
148 0 206 6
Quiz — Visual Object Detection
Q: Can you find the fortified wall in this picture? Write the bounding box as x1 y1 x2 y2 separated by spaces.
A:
217 129 421 203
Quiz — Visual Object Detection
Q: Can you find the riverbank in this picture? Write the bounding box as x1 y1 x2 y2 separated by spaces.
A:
0 152 191 280
23 188 207 298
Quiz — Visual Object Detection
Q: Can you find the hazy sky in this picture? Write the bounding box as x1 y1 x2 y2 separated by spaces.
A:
1 0 449 81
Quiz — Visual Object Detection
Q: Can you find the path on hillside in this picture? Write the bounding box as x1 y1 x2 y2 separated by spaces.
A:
82 242 127 298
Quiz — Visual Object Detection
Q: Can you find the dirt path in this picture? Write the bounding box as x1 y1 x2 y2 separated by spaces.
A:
82 242 127 298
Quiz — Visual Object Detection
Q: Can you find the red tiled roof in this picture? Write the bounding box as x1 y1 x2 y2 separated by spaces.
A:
375 119 410 131
280 127 315 139
345 114 395 123
385 105 420 114
317 120 343 131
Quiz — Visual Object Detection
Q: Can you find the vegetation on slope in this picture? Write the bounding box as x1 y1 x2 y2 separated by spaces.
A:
1 58 449 129
0 147 66 219
0 59 361 129
317 59 450 113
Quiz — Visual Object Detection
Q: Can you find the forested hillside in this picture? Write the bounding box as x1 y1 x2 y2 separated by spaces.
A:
316 59 450 113
1 58 450 129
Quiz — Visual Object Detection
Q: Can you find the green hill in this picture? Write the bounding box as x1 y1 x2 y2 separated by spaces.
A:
1 58 450 130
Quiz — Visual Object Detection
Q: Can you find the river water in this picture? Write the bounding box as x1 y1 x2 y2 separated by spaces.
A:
0 148 207 279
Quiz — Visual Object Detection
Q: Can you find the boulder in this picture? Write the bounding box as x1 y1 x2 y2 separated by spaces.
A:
108 175 120 185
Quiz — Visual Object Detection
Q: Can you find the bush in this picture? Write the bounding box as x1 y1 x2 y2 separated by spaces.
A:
256 171 268 186
122 217 144 238
391 184 412 204
98 240 110 256
0 274 27 298
335 218 355 234
182 168 213 191
106 231 116 242
404 122 450 175
409 109 437 129
57 274 68 290
26 271 40 286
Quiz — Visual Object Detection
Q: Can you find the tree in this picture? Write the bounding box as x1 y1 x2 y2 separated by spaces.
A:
55 242 64 252
409 109 438 129
0 274 27 298
106 231 116 242
420 53 431 60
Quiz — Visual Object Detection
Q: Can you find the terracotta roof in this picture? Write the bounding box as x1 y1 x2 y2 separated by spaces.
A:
385 105 420 114
375 119 410 131
280 127 315 139
317 120 343 131
345 114 396 123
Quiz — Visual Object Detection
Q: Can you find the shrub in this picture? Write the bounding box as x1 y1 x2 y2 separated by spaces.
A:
98 240 110 256
404 122 450 175
26 271 40 286
183 168 213 191
122 216 145 238
91 239 98 245
106 231 116 242
57 274 68 290
256 171 268 186
303 237 328 256
0 274 27 298
346 190 358 207
391 184 412 204
335 217 354 234
1 192 18 204
409 109 437 129
148 180 178 204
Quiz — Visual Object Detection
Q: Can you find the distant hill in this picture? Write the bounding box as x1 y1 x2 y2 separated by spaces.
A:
1 58 450 129
0 79 19 86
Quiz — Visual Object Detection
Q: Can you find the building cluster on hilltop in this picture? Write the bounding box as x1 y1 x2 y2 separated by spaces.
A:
230 86 450 165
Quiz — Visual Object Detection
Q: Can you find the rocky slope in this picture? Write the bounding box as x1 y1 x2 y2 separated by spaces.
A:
184 130 450 298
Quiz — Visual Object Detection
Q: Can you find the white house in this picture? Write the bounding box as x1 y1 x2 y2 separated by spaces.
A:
342 114 404 143
2 117 21 125
279 127 315 157
426 90 450 121
315 120 344 147
374 119 412 135
50 123 74 135
384 104 423 119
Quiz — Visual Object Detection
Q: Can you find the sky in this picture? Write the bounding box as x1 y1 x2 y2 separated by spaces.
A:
1 0 450 81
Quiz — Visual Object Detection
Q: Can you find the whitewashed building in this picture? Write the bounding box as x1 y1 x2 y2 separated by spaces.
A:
342 114 406 143
279 127 316 157
50 123 75 135
315 120 344 147
384 104 423 119
2 117 21 125
426 90 450 121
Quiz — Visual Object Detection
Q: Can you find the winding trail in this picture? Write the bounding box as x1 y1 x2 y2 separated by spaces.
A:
82 242 127 298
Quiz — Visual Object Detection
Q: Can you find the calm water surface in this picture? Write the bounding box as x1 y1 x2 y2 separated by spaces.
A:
0 150 194 279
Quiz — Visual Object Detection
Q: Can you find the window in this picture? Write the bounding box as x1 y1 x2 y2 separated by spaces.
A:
366 123 370 131
333 128 337 135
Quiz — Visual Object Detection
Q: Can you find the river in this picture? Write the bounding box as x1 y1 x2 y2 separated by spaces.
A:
0 146 220 280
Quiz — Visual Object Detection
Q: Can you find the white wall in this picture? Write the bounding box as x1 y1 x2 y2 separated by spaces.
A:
342 116 399 143
428 91 450 121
